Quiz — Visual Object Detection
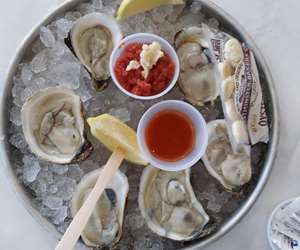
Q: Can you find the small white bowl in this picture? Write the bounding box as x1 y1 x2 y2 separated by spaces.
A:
137 100 208 171
267 198 297 250
109 33 180 100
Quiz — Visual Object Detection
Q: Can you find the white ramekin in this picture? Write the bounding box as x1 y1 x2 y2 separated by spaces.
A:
137 100 208 171
267 198 297 250
109 33 180 100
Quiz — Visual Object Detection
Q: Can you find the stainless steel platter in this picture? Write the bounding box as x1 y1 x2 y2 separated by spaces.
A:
0 0 279 249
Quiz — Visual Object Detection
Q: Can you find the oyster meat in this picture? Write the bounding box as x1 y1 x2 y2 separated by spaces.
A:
139 166 209 241
202 120 252 191
21 87 92 164
69 13 122 89
71 168 129 247
175 26 219 106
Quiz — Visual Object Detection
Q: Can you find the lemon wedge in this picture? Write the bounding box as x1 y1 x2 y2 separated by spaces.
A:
87 114 148 166
116 0 184 21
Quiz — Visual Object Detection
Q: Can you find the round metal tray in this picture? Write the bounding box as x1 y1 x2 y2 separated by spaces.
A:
0 0 279 249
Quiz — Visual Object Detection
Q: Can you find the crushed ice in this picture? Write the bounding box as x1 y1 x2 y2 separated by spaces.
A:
8 0 226 247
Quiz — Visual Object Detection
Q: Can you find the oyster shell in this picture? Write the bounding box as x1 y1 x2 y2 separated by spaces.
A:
175 26 219 106
175 26 210 49
71 168 129 247
21 87 92 164
202 120 252 191
69 13 122 90
139 166 209 241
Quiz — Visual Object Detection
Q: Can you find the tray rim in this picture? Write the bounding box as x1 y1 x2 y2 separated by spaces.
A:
0 0 280 249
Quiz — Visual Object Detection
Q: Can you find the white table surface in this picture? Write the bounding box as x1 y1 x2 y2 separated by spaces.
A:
0 0 299 249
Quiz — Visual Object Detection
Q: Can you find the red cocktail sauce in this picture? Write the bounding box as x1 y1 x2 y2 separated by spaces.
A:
145 110 195 162
114 43 175 96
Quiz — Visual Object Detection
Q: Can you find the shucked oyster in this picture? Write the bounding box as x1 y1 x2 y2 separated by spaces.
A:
69 13 122 90
21 87 92 164
175 26 219 106
71 168 129 247
202 120 252 191
139 166 209 241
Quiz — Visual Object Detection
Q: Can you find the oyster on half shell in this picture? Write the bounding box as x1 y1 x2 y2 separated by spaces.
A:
202 120 252 191
175 26 219 106
21 87 93 164
139 166 209 241
69 13 122 90
71 168 129 247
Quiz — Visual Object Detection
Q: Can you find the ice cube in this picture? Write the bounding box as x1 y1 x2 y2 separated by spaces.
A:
80 89 92 103
23 162 41 183
127 101 145 127
55 18 74 39
51 42 68 57
52 206 68 225
13 98 23 108
8 123 20 135
200 191 215 201
49 62 81 90
74 241 91 250
128 12 146 24
9 133 27 150
39 204 54 217
133 235 163 250
92 0 104 10
55 176 77 201
42 196 63 210
126 213 145 231
49 185 58 194
102 6 115 16
167 4 185 23
30 179 47 196
77 3 94 14
142 16 157 34
102 0 115 7
120 22 133 36
57 223 69 234
158 20 175 42
38 168 54 185
31 77 47 89
12 77 24 97
86 94 106 116
67 165 84 182
51 164 69 175
65 12 82 22
207 17 220 30
40 26 56 48
32 39 45 54
21 64 33 85
30 49 49 73
207 200 222 213
10 105 22 126
80 160 97 173
128 100 145 116
20 85 42 103
215 191 231 205
113 91 129 104
178 13 205 28
12 80 25 107
75 68 92 103
190 0 202 14
151 6 171 24
109 107 131 122
163 88 182 102
23 154 36 166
